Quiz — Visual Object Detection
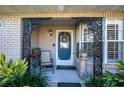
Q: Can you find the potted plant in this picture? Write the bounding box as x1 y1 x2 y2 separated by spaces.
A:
31 48 41 59
79 49 88 59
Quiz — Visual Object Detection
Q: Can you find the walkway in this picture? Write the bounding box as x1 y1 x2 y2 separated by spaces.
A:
43 69 84 87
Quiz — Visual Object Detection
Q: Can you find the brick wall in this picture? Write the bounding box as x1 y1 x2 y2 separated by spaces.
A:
0 16 21 61
75 59 119 78
85 61 119 76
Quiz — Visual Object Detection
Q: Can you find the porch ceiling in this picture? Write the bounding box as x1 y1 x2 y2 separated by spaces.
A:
0 5 124 13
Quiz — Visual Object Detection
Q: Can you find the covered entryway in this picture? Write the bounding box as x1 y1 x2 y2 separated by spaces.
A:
0 5 124 87
29 18 77 67
22 17 103 86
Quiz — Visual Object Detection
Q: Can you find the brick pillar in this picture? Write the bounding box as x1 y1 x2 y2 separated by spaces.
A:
80 58 87 78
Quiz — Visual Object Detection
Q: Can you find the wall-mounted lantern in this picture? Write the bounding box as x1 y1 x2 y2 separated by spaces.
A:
48 29 53 36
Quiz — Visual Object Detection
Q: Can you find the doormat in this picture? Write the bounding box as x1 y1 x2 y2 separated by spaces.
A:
57 82 81 87
57 66 76 70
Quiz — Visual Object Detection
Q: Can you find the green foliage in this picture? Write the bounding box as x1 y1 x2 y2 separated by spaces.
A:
0 53 48 87
85 60 124 87
102 71 122 87
24 74 47 87
0 53 28 86
102 71 124 87
31 48 41 58
116 60 124 74
85 77 104 87
103 60 124 87
14 73 48 87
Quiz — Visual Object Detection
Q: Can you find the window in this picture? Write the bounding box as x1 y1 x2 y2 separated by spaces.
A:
60 33 70 48
77 19 124 64
106 19 124 63
81 26 93 61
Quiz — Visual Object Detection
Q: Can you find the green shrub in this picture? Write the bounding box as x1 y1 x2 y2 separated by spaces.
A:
115 60 124 86
14 73 48 87
0 53 48 87
102 60 124 87
85 60 124 87
102 71 122 87
25 74 47 87
0 53 28 86
116 60 124 74
85 76 104 87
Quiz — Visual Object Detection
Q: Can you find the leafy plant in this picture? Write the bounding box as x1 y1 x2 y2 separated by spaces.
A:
85 77 104 87
115 60 124 86
116 60 124 74
0 53 28 86
31 48 41 59
102 71 121 87
10 73 48 87
0 53 48 87
85 60 124 87
14 73 48 87
103 60 124 87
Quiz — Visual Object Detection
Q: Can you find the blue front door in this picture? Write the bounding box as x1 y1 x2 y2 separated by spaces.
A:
58 32 71 60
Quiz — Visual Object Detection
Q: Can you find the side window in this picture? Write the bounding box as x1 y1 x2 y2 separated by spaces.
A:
106 20 124 63
81 26 93 61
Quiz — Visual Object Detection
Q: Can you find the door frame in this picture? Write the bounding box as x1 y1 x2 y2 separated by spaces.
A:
56 30 73 66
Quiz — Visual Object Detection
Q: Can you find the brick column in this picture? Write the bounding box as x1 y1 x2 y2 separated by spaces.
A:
80 58 87 78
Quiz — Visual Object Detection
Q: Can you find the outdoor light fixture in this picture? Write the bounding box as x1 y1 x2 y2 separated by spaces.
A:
49 29 53 36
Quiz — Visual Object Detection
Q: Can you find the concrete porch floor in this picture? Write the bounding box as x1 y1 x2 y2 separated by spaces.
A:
43 69 85 87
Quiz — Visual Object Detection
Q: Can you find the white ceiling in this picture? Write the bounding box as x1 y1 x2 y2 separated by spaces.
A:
0 5 124 13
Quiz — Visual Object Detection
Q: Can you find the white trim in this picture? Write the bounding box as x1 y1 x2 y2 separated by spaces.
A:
81 24 89 50
105 19 124 64
104 18 108 64
81 41 93 43
79 24 82 49
107 40 124 42
56 30 73 66
104 63 118 65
